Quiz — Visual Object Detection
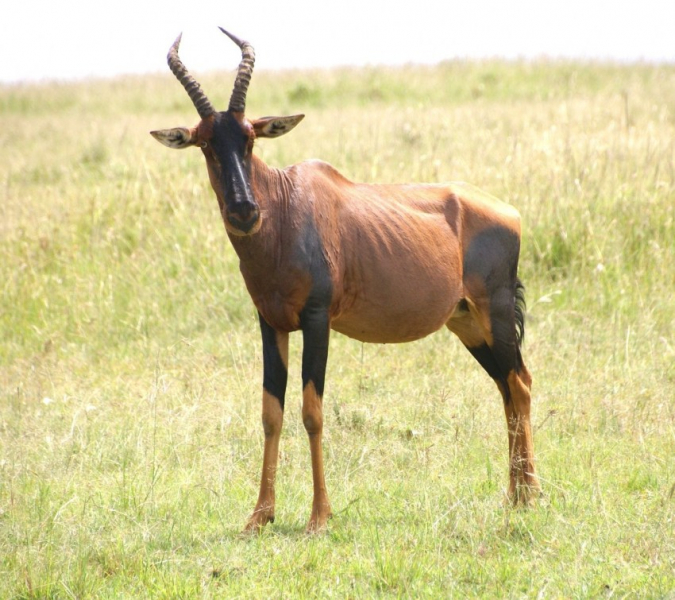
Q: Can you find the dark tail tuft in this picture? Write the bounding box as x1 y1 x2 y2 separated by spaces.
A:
515 278 526 348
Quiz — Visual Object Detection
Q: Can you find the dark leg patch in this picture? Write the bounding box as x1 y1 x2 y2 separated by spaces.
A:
462 225 527 392
259 313 288 409
465 342 511 403
299 307 330 398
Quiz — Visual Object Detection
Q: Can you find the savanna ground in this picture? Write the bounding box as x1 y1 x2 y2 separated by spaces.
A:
1 59 674 598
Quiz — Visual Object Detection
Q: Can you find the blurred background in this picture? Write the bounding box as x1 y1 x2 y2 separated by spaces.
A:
3 0 674 83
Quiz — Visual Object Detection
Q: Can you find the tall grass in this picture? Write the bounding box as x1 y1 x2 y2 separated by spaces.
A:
1 60 674 597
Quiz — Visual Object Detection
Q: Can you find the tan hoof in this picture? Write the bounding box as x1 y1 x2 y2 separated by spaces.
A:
508 475 542 507
243 508 275 533
305 507 332 534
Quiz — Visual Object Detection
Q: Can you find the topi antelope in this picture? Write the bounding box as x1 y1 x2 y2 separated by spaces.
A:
151 28 540 533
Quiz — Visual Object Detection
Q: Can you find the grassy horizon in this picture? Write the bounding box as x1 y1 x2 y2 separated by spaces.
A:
1 59 674 597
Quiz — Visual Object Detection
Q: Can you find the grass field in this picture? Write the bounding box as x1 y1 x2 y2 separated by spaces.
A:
1 59 675 597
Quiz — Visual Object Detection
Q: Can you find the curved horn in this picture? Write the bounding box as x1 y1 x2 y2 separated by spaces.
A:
219 27 255 113
167 33 216 119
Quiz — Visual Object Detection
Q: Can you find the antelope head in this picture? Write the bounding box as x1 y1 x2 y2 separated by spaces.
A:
151 28 304 236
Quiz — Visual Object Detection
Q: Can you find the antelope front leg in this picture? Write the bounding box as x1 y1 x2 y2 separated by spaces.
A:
244 315 288 532
300 306 332 533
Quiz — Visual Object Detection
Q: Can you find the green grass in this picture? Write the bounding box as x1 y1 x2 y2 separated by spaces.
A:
1 59 675 597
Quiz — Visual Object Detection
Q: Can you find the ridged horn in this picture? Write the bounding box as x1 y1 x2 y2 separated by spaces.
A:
219 27 255 113
167 33 216 119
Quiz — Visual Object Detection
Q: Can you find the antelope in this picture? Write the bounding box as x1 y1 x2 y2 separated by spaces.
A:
151 28 541 533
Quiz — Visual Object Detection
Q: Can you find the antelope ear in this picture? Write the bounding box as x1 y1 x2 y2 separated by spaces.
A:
252 114 305 138
150 127 198 149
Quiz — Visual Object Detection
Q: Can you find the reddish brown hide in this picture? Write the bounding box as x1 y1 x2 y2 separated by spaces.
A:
151 29 540 533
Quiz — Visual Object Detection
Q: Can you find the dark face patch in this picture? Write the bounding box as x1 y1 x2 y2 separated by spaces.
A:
204 112 260 234
208 112 252 159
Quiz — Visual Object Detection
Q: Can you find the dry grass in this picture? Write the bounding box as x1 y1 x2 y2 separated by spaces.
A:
1 60 674 597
